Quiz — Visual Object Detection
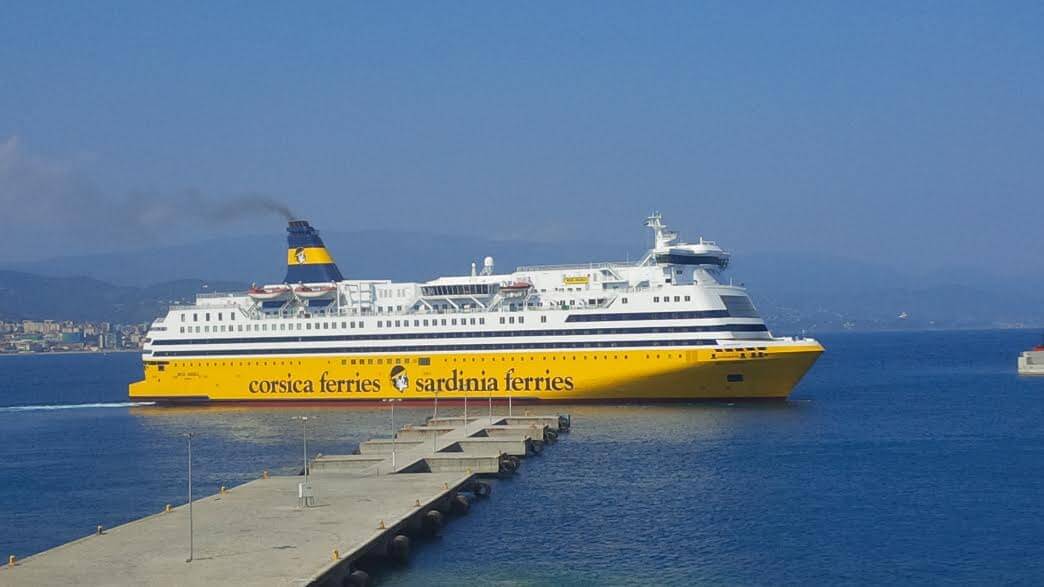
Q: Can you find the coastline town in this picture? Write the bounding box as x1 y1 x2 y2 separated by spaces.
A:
0 320 148 354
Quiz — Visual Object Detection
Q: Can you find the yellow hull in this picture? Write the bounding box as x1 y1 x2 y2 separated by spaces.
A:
129 343 823 403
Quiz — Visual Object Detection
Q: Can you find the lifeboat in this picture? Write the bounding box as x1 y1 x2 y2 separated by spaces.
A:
293 284 337 299
247 285 291 301
500 280 532 291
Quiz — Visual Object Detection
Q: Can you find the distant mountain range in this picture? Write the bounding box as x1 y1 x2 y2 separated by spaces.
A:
0 272 247 324
1 230 1041 331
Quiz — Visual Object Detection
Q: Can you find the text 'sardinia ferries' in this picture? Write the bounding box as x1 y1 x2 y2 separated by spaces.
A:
129 214 823 403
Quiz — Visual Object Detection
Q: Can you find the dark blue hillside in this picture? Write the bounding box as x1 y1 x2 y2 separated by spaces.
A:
0 271 246 323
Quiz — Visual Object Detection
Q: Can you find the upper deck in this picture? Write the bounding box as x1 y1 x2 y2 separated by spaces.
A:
146 213 775 352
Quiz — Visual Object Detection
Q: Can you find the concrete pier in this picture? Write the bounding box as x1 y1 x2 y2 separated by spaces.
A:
2 412 570 586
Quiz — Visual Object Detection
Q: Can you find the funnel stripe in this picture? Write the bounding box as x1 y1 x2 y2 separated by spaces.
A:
287 247 334 265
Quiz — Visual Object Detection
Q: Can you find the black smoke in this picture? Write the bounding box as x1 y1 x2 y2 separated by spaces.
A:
212 194 295 222
0 137 297 253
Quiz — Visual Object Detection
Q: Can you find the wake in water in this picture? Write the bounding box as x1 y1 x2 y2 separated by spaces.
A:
0 401 155 413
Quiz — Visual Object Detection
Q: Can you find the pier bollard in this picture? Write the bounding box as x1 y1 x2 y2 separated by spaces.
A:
377 520 386 529
262 470 269 479
332 549 339 560
165 504 172 513
7 555 15 567
414 499 422 507
96 525 104 535
220 485 227 495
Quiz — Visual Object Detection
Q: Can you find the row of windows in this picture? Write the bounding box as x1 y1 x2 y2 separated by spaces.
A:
174 305 747 335
176 313 552 335
152 338 718 357
180 319 370 334
651 295 692 303
566 310 731 322
181 312 237 323
156 324 768 346
710 346 769 359
151 352 699 369
378 316 494 328
154 348 693 367
421 284 493 296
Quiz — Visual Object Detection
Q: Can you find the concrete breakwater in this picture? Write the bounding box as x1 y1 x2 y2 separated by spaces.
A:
1 413 570 586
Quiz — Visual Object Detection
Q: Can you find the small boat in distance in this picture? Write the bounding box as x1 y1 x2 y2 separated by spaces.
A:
1018 339 1044 376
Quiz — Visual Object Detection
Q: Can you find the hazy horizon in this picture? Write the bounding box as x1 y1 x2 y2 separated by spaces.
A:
2 3 1041 277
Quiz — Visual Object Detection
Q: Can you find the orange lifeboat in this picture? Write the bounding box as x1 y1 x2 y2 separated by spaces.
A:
500 280 532 295
293 284 337 299
501 280 532 290
247 285 291 301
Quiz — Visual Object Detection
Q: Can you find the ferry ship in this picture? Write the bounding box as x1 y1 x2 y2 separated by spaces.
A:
129 214 823 403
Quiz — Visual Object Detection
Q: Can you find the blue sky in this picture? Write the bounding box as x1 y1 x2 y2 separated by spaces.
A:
1 2 1041 275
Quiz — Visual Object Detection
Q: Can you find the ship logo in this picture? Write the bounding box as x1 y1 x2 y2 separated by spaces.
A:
293 247 307 265
390 365 409 392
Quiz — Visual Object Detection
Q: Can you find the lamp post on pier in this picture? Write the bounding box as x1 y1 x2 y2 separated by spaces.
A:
183 432 194 563
292 416 313 482
382 399 403 470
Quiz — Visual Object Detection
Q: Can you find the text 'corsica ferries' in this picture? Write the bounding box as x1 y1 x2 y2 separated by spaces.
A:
129 215 823 403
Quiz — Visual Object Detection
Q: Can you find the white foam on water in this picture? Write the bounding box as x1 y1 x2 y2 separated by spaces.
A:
0 402 156 413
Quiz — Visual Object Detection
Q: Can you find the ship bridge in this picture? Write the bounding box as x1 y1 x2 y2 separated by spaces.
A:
642 213 730 271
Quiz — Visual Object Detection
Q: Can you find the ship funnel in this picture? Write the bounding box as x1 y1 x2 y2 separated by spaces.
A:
284 220 344 283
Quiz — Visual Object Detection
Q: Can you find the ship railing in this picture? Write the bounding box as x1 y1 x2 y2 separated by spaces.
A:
515 261 636 272
170 301 243 311
171 287 661 318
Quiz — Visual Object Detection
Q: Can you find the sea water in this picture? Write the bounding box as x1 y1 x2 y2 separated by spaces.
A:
1 330 1042 585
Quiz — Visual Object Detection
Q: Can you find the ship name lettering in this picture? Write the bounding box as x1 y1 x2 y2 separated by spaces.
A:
416 369 497 393
248 374 314 394
505 369 574 392
318 371 381 393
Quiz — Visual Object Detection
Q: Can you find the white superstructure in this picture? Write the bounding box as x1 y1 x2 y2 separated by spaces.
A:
142 214 797 361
